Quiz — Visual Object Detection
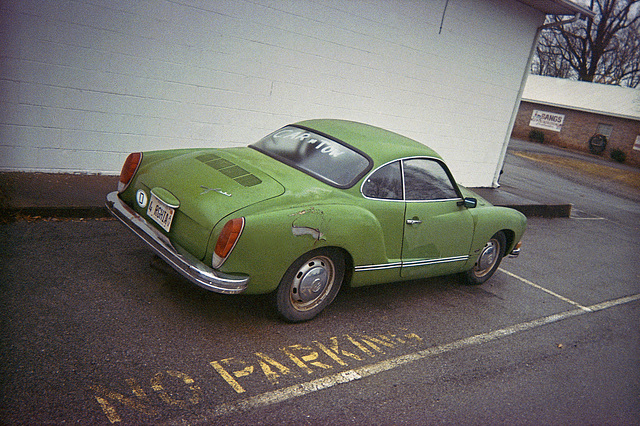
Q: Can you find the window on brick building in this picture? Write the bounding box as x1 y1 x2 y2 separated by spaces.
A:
596 123 613 137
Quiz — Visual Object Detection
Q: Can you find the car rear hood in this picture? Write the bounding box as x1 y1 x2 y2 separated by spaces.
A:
135 148 285 259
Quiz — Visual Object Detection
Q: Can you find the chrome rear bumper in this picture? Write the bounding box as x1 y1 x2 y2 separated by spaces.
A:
106 191 249 294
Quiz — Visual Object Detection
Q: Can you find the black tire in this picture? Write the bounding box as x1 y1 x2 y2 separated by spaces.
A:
465 231 506 285
276 248 345 322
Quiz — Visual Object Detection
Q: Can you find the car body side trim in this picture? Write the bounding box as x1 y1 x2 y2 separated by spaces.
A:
354 255 469 273
402 255 469 267
106 191 249 294
354 262 403 272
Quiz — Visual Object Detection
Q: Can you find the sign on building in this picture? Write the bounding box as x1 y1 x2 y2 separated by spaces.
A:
529 110 565 132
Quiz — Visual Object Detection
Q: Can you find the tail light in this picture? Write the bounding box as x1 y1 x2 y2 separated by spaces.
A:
118 152 142 192
212 218 245 268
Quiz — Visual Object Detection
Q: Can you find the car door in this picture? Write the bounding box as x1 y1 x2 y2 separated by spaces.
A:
400 158 475 279
359 160 406 274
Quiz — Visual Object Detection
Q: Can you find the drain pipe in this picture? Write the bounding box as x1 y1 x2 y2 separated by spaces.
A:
491 12 585 187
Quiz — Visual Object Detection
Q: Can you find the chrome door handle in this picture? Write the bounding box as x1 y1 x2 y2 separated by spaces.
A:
406 219 422 225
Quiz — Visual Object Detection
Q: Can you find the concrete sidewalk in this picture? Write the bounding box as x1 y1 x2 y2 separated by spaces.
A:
16 138 639 220
0 171 569 221
471 186 572 218
0 172 119 219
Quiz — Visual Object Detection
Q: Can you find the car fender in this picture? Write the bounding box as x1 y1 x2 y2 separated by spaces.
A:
217 204 389 294
466 206 526 266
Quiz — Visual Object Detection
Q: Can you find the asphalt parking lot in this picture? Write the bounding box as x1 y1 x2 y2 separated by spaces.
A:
1 141 639 425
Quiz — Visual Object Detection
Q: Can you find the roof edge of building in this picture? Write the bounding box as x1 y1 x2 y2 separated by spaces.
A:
520 98 640 121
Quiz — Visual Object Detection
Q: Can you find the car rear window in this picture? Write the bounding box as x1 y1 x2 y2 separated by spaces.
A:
250 126 372 188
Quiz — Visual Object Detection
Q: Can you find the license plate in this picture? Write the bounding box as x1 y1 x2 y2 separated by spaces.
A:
147 193 175 232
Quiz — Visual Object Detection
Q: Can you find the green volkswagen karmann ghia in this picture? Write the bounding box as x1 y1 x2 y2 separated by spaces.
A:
107 119 526 322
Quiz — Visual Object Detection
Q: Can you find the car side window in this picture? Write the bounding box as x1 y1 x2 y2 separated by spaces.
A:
403 158 459 201
362 161 403 200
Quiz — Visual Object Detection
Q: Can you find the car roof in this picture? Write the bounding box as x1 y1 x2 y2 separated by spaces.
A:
293 119 442 166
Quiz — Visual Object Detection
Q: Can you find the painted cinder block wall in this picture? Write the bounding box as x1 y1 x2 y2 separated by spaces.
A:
0 0 542 187
512 101 640 167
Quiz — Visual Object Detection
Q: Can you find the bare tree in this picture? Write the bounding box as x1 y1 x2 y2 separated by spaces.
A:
532 0 640 88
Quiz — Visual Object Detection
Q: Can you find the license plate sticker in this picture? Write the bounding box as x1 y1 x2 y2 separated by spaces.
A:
147 193 175 232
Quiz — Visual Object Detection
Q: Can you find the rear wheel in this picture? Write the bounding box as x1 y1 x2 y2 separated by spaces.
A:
276 248 345 322
465 231 506 285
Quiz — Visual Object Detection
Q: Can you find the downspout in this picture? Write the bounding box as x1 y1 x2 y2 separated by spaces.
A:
491 12 583 187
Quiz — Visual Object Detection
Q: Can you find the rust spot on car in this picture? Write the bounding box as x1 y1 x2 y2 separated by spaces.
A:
290 208 327 242
291 225 325 241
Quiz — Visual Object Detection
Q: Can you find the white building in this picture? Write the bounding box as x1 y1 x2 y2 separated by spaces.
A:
0 0 591 187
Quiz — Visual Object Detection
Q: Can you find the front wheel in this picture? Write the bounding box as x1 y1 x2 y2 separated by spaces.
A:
465 231 506 285
276 248 345 322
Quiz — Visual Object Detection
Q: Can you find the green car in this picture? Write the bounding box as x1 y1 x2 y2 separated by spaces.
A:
107 119 526 322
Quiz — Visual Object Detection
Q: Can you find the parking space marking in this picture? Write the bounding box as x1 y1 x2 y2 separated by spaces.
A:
499 268 593 312
570 208 605 220
170 293 640 425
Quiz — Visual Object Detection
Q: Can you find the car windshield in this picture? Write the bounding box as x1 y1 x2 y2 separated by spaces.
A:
250 126 371 188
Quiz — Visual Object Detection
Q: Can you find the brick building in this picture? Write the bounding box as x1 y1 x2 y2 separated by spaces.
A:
512 75 640 167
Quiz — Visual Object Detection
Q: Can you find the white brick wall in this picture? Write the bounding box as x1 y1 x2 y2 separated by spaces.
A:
0 0 542 186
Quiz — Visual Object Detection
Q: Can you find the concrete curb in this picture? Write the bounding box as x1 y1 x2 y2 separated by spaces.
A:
500 203 572 218
0 172 572 220
470 187 572 218
0 206 111 220
0 201 572 221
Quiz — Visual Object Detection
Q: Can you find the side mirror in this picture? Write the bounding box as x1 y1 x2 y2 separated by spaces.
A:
457 197 477 209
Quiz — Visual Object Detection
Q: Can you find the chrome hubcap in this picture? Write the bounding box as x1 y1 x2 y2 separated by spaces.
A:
475 239 499 277
291 256 335 310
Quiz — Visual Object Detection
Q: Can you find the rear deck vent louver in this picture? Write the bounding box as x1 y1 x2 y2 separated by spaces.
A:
196 154 262 187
